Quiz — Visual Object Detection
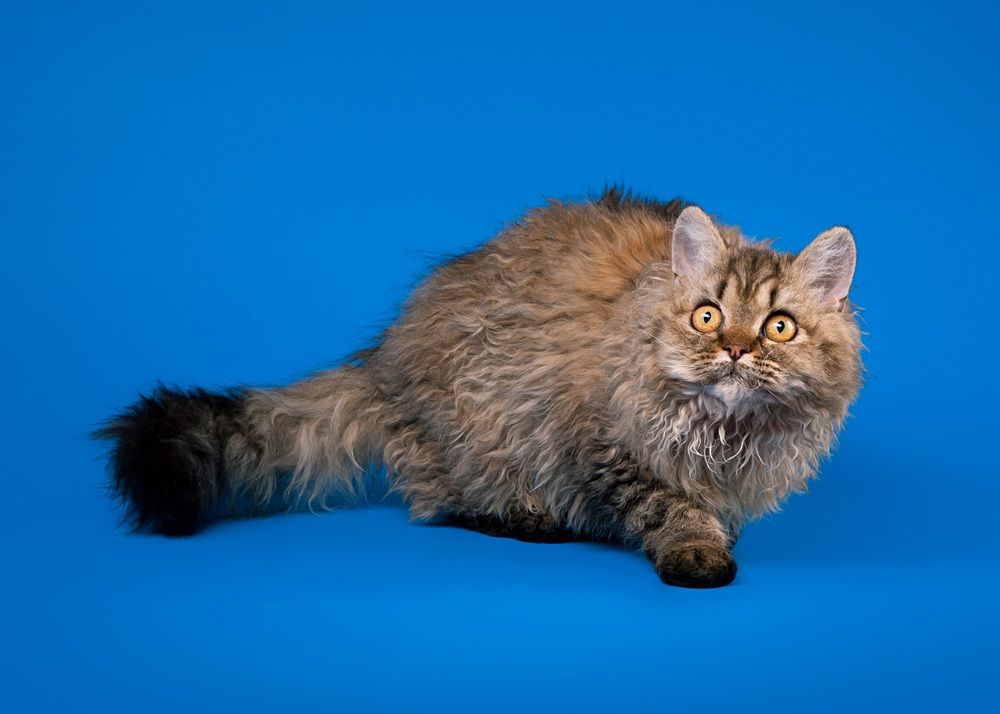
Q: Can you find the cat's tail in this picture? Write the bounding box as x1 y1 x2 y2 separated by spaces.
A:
94 364 390 535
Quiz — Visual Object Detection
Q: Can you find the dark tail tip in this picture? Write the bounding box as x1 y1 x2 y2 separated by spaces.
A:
94 385 245 536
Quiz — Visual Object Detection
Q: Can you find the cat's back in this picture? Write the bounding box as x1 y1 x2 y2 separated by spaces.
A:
414 191 684 325
372 190 685 393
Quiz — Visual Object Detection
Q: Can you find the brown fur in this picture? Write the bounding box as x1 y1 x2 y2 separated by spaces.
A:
99 188 863 588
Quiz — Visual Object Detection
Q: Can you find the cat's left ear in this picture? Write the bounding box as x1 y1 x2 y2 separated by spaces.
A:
795 226 856 311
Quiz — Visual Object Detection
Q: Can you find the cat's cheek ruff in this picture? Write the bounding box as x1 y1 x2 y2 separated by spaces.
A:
652 323 729 387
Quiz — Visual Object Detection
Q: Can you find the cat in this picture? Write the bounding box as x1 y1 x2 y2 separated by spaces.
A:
97 188 862 588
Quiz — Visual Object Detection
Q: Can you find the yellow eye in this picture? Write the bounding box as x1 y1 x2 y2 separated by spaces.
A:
691 305 722 333
764 314 797 342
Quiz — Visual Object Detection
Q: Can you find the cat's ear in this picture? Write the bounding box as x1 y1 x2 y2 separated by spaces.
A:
671 206 726 285
795 226 856 310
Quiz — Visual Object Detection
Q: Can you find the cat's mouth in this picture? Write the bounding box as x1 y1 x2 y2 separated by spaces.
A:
665 354 774 400
705 368 774 407
714 361 751 380
706 360 770 393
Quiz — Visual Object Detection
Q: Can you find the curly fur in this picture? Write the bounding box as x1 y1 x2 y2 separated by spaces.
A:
97 188 863 586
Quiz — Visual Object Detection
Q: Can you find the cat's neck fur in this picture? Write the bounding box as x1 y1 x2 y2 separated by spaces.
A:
600 268 845 527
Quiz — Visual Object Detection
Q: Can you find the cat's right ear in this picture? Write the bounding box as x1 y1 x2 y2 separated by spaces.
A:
671 206 726 286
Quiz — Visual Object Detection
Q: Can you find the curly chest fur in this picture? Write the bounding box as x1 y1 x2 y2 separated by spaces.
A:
606 375 840 526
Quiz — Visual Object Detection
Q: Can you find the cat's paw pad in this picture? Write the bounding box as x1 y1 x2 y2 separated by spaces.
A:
655 542 737 588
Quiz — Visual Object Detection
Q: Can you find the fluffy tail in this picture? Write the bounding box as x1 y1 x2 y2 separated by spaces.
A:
95 365 390 535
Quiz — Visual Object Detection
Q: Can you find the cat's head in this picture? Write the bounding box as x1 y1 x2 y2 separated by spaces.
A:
650 205 862 412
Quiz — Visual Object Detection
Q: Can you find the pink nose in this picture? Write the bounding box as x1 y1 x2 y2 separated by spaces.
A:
724 344 750 361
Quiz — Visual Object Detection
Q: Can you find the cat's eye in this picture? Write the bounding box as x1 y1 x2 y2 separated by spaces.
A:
691 305 722 333
763 314 797 342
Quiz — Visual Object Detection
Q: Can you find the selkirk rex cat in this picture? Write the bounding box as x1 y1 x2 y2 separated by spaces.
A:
98 189 862 588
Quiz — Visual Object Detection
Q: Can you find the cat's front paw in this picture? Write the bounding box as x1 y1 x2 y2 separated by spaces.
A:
654 542 737 588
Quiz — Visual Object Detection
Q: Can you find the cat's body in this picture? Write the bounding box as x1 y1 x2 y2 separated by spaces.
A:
99 189 862 587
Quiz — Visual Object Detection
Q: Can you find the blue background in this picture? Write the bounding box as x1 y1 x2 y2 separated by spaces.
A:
3 2 998 711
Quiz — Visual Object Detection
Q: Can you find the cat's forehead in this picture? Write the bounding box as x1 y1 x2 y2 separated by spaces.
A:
714 246 793 312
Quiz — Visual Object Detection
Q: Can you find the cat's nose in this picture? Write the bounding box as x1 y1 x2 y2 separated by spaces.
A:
724 343 750 361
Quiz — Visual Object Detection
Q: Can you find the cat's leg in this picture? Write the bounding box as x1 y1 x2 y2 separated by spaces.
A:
384 419 577 542
382 422 465 520
726 521 742 547
445 509 579 543
588 462 736 588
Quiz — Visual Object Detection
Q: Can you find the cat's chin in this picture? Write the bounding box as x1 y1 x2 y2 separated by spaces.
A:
705 375 773 410
663 361 774 408
707 379 755 404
